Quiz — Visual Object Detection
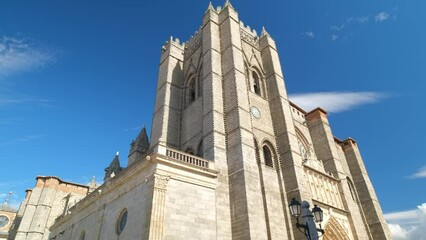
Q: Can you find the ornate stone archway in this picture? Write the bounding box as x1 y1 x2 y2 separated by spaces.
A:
322 217 350 240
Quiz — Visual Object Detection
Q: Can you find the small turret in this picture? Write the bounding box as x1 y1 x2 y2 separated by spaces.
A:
104 152 122 181
128 126 150 165
261 26 269 37
0 191 15 212
87 176 100 193
206 2 214 12
223 0 234 9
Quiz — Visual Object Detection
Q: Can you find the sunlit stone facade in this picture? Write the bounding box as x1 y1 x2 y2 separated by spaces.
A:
11 2 391 240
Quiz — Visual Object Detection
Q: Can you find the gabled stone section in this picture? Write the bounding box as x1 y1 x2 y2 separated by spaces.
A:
128 126 150 165
104 152 122 181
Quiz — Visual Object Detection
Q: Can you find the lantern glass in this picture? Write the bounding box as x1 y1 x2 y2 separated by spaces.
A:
288 198 301 217
312 205 323 223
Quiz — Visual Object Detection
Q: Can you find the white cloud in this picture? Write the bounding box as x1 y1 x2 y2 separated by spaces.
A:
385 203 426 240
288 91 386 113
330 24 344 31
356 16 370 24
0 97 52 107
409 166 426 179
303 31 315 38
331 35 339 41
0 134 45 146
385 209 418 223
0 36 54 78
375 12 390 22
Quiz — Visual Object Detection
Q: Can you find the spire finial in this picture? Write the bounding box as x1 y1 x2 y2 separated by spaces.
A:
116 151 119 156
207 2 214 11
224 0 233 8
5 192 12 205
261 26 269 37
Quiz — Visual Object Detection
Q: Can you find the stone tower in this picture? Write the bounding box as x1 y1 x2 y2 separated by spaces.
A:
150 2 391 239
17 2 391 239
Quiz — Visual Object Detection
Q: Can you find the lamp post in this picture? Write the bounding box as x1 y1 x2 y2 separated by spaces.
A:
288 198 324 240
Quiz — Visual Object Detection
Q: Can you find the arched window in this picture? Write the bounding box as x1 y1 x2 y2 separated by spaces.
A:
188 77 196 104
252 71 261 96
296 129 310 160
297 137 308 159
263 145 273 167
347 178 356 201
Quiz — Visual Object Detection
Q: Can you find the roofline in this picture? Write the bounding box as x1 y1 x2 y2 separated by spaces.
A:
306 107 328 116
36 176 89 189
289 101 307 114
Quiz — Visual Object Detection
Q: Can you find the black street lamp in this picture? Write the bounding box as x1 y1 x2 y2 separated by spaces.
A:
288 198 325 240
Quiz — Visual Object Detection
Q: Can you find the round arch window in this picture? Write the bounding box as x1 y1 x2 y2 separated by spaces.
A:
116 209 128 235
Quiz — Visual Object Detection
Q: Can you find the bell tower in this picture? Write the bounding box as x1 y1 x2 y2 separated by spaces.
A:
149 1 391 239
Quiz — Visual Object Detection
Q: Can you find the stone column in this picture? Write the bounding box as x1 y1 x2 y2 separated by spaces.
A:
148 174 170 240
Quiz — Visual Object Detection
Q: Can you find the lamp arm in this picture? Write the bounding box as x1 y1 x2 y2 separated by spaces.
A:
316 228 324 237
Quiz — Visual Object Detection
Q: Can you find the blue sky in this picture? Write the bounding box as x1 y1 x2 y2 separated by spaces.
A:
0 0 424 238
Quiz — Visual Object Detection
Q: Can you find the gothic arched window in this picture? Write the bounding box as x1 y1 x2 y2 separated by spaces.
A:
252 71 261 96
347 178 356 201
297 137 308 160
263 145 273 167
188 77 196 104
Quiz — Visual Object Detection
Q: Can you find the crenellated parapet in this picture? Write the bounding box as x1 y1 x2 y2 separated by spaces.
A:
183 27 203 60
239 21 260 49
160 36 185 64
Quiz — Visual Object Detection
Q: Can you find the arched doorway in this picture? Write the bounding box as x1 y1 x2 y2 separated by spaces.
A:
322 217 350 240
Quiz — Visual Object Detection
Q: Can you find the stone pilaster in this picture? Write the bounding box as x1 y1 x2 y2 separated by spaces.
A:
342 139 392 240
148 174 170 240
150 38 184 149
305 109 370 239
259 29 306 240
15 178 59 240
218 4 267 239
202 6 232 240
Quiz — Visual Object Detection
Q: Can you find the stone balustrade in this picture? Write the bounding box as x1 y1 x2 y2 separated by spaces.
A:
155 144 212 170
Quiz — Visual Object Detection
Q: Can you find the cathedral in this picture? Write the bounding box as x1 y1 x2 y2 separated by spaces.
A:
8 2 391 240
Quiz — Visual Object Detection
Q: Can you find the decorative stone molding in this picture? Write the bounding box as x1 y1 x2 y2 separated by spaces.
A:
323 216 350 240
305 169 344 209
148 174 170 240
184 32 202 59
240 28 259 48
153 174 171 191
